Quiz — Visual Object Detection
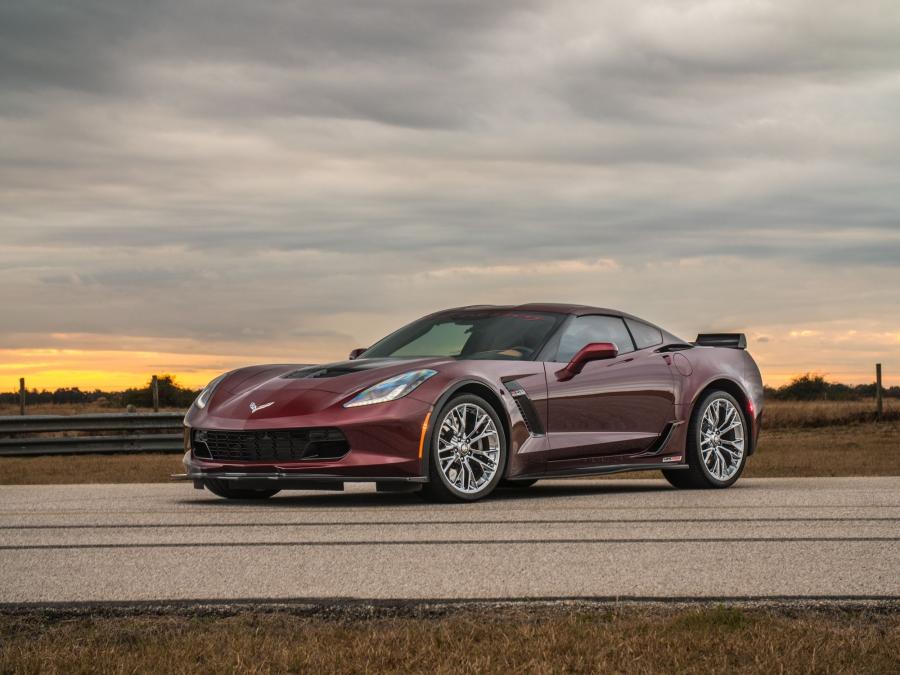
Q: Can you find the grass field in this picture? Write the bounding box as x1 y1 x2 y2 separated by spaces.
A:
0 421 896 485
763 398 898 428
1 400 898 485
1 605 897 674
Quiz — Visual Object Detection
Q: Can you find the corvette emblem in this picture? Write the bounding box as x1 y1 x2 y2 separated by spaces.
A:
249 401 274 414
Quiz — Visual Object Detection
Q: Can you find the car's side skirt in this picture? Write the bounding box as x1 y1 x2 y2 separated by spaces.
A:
632 420 684 457
515 462 689 481
175 461 687 489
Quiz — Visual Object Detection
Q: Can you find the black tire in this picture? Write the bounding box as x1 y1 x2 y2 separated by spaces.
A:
499 478 538 489
204 478 280 500
662 390 748 489
419 394 508 503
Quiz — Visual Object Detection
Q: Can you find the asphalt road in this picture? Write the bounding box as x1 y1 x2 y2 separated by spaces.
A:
1 477 898 606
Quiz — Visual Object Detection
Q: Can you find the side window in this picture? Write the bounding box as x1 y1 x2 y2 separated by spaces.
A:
555 316 635 363
625 319 663 350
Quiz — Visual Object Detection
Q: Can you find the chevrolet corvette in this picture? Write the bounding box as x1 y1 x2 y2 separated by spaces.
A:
178 304 763 502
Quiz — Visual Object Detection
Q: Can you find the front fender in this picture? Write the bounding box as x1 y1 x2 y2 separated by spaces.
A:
412 375 547 480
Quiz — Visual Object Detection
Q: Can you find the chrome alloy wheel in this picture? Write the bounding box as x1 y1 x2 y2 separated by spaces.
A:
437 402 500 494
700 397 745 481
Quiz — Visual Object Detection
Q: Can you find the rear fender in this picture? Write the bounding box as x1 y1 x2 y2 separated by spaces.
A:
688 376 759 455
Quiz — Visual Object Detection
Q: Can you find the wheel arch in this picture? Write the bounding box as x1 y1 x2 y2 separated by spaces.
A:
690 378 757 455
420 378 512 479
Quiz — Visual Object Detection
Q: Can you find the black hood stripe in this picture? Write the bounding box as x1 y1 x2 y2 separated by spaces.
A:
282 359 418 380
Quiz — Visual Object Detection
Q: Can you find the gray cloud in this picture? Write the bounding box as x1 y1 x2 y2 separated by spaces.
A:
0 0 898 382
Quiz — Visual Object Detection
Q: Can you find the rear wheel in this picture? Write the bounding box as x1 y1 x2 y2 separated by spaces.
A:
663 390 748 489
204 478 280 500
420 394 507 503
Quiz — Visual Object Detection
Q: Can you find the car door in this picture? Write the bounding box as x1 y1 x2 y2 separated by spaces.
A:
544 314 675 463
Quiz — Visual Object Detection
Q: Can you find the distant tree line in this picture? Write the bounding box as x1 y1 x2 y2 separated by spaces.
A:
764 373 899 401
2 372 896 407
0 375 200 408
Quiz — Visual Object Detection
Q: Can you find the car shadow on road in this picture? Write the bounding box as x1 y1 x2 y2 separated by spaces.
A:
178 479 677 508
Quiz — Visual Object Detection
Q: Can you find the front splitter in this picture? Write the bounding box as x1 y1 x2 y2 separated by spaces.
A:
172 471 428 492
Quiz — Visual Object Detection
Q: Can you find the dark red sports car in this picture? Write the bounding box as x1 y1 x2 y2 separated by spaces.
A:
179 304 763 502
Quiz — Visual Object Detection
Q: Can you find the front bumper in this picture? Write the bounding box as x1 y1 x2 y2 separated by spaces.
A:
178 395 432 488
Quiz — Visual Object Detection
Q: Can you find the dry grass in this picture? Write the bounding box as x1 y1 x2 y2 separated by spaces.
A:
744 422 900 477
1 401 898 485
764 398 899 429
1 606 897 674
1 422 897 485
0 453 185 484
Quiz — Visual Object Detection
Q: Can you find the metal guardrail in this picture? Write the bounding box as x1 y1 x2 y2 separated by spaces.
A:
0 413 186 457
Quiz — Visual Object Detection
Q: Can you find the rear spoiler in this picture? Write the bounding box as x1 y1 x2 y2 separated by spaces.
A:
694 333 747 349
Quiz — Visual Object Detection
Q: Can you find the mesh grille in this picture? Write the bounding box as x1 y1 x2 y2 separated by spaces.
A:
193 428 349 462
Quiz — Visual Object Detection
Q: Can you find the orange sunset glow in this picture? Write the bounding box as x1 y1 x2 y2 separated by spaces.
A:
4 320 897 393
1 1 898 398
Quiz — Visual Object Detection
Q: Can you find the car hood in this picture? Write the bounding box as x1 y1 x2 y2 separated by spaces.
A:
189 357 450 423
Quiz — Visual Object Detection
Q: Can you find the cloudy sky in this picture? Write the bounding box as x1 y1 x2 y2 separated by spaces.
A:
1 0 899 390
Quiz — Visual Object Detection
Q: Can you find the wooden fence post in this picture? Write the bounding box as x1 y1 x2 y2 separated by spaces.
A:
19 378 25 416
875 363 883 422
151 375 160 412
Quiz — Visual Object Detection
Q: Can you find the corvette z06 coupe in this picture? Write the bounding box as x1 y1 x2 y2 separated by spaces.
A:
178 304 763 502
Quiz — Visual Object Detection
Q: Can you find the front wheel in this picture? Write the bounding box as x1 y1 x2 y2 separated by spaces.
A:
204 478 280 500
663 390 748 489
419 394 507 503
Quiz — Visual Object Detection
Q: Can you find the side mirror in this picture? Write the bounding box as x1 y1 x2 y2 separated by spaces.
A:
348 348 367 360
555 342 618 381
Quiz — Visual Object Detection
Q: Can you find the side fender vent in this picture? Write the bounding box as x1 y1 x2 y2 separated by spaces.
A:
504 381 545 436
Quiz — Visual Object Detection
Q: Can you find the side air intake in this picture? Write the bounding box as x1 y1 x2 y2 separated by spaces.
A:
503 380 545 436
694 333 747 349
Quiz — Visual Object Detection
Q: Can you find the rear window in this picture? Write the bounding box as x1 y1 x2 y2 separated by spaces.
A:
625 318 663 350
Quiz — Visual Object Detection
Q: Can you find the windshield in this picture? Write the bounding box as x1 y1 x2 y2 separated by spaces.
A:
362 311 564 361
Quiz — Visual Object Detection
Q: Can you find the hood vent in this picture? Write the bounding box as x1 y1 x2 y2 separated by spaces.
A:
283 365 358 379
282 358 410 380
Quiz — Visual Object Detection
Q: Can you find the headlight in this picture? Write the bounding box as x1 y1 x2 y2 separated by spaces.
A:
344 369 437 408
193 373 228 410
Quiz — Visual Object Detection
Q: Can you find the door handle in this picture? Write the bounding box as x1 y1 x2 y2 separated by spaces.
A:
608 357 634 367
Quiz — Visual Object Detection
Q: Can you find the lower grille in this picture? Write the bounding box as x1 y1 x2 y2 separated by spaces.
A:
193 428 349 462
